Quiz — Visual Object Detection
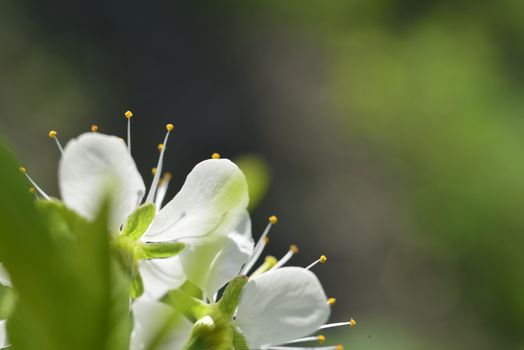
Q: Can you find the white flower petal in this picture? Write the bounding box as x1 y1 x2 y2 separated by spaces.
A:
177 236 226 297
0 264 11 287
0 320 8 349
177 213 253 297
143 159 249 242
205 212 254 298
131 300 192 350
59 133 145 231
235 267 330 348
139 257 186 300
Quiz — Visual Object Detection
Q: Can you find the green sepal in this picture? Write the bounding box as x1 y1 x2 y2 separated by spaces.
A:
164 288 210 322
231 327 249 350
130 271 144 299
121 203 156 241
138 241 185 260
180 277 249 350
217 276 248 319
182 315 233 350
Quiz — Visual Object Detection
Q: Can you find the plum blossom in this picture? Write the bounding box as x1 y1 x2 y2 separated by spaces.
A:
131 217 354 350
20 112 252 301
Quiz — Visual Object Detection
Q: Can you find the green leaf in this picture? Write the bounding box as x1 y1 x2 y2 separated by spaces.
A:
121 203 156 240
0 143 132 350
35 199 88 241
217 276 248 319
138 242 186 259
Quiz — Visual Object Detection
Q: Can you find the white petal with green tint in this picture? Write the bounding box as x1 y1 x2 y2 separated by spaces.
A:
235 267 330 348
142 159 249 242
176 212 252 298
139 256 186 300
59 133 145 231
204 212 254 298
131 300 192 350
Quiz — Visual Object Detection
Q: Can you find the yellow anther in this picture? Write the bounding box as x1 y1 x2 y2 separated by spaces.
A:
158 143 164 151
290 244 299 254
159 172 172 186
320 255 327 264
48 130 57 138
151 167 157 175
28 187 36 193
268 215 278 224
125 110 133 119
251 255 277 277
211 152 221 159
336 345 344 350
19 166 26 174
349 318 357 327
90 124 99 132
265 256 277 264
262 236 270 244
328 297 336 305
317 335 326 344
166 123 174 131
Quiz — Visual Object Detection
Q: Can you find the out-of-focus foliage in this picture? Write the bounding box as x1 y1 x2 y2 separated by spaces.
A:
235 155 270 210
0 144 132 350
239 0 524 348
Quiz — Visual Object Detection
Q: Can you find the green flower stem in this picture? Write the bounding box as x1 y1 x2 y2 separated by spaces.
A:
166 289 210 322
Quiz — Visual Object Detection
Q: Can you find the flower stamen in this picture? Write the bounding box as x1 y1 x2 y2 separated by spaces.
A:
267 345 342 350
90 124 99 132
241 215 278 274
271 244 299 270
318 318 356 330
211 152 221 159
19 166 50 200
281 334 326 345
145 123 174 204
155 172 172 209
48 130 64 155
124 110 133 153
250 256 277 277
327 297 336 305
305 255 327 270
28 187 38 199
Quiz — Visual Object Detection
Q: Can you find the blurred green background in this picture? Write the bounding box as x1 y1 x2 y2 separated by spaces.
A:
2 0 524 348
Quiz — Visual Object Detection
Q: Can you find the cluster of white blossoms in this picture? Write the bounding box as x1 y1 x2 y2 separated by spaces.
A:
7 111 356 349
